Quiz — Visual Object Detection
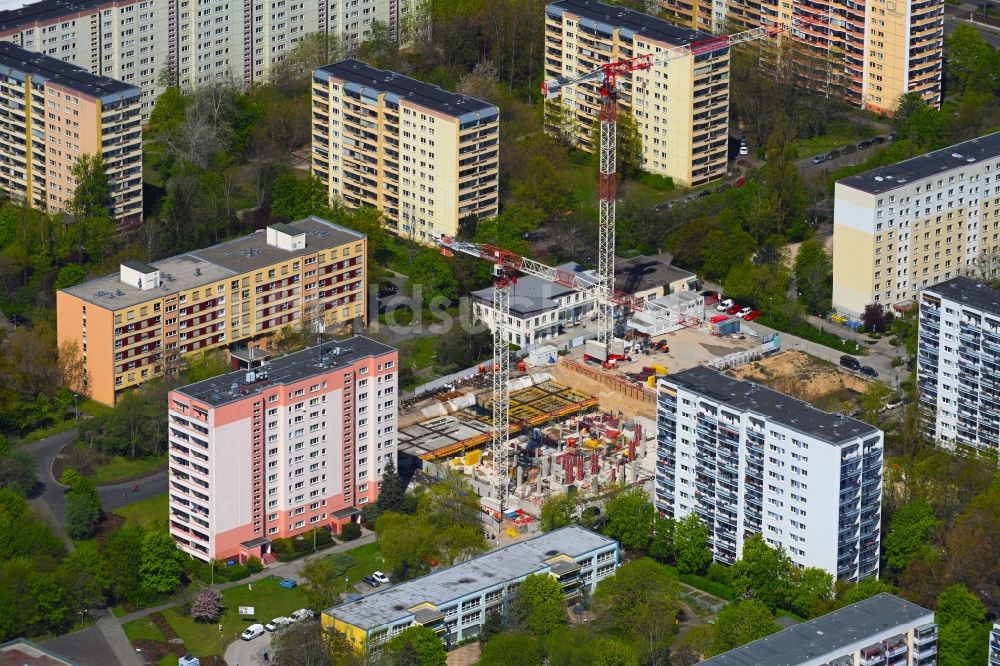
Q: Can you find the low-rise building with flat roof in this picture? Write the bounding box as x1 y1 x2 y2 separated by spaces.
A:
321 525 619 648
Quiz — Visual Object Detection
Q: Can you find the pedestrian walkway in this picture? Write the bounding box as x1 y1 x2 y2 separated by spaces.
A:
95 613 144 666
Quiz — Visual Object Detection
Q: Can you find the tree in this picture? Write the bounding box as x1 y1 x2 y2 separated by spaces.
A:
103 525 145 605
478 632 543 666
59 544 110 613
457 60 500 103
376 458 406 515
759 127 806 233
479 609 506 645
946 25 1000 94
794 239 832 315
271 620 335 666
70 153 112 221
649 516 676 563
358 20 399 69
190 587 224 622
730 535 796 612
836 576 895 607
616 107 643 180
603 487 655 550
858 380 892 425
384 625 446 666
64 476 102 540
0 447 37 496
713 599 781 652
410 248 458 304
270 173 329 222
511 573 566 637
884 499 939 576
300 553 356 611
862 303 887 333
592 558 679 661
139 530 185 597
674 514 712 575
788 567 834 618
540 493 577 532
723 261 790 315
936 584 989 666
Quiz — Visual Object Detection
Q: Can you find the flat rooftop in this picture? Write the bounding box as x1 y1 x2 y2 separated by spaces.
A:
547 0 713 47
614 253 696 293
664 366 880 444
316 59 498 121
472 262 597 317
700 594 933 665
839 131 1000 195
0 638 77 666
174 336 395 408
62 217 365 310
0 41 136 101
325 526 616 631
924 276 1000 315
0 0 103 33
398 415 493 458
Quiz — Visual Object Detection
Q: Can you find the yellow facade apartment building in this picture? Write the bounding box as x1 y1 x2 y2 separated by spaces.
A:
0 41 142 225
832 131 1000 317
311 58 499 245
57 217 369 405
543 0 730 187
658 0 943 114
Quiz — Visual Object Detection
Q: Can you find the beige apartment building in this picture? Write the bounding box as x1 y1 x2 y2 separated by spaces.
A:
657 0 942 114
832 131 1000 317
312 58 499 244
56 217 369 406
0 0 406 118
0 41 142 224
543 0 730 187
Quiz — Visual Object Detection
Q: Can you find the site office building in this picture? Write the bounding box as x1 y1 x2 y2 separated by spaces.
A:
56 217 368 406
167 337 398 562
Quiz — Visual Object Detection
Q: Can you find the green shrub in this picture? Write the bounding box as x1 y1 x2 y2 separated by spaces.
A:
313 528 333 547
271 538 294 556
707 562 731 586
246 556 262 574
638 172 675 191
339 522 362 541
225 564 249 581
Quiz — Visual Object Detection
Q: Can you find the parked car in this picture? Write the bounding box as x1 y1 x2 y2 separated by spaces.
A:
743 309 761 321
811 154 828 164
842 144 857 154
701 290 720 305
840 355 862 371
887 133 897 143
828 148 842 159
265 617 293 632
860 365 879 379
736 306 753 319
857 139 873 149
241 625 265 641
739 139 749 156
726 303 744 315
279 578 297 589
717 298 734 312
872 136 886 145
371 571 390 585
362 575 381 588
291 609 317 622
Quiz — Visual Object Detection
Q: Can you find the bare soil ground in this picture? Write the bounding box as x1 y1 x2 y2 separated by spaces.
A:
729 350 869 406
548 362 655 420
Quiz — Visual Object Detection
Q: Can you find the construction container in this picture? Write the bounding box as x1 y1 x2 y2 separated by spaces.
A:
647 375 657 387
651 363 667 376
464 450 483 466
709 317 740 336
528 345 558 367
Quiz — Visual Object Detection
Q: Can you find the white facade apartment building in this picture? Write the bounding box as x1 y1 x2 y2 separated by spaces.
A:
656 366 884 581
0 0 403 118
166 336 398 562
918 276 1000 452
832 131 1000 317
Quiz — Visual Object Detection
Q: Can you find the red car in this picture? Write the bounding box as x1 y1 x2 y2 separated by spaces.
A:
743 309 761 321
726 303 743 315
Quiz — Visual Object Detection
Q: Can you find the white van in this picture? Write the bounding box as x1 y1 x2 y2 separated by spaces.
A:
240 624 265 641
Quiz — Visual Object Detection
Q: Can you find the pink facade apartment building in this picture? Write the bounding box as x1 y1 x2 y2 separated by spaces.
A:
167 336 398 562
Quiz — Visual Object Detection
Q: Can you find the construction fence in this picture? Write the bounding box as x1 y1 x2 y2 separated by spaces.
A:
560 358 657 405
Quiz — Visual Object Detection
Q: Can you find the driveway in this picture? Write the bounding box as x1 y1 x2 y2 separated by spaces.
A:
224 631 273 666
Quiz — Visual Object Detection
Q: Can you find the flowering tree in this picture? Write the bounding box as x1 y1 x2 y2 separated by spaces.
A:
190 587 224 623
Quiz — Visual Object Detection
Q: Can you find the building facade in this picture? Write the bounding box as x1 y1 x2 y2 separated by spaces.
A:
322 526 619 648
0 42 141 224
167 337 398 561
543 0 729 187
917 277 1000 452
311 58 499 244
701 593 937 666
656 366 883 581
56 217 368 406
657 0 943 114
0 0 404 118
832 131 1000 317
990 622 1000 666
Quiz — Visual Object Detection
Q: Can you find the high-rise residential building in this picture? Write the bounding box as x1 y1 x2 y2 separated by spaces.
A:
56 217 368 406
656 366 883 581
311 59 499 244
0 42 141 224
543 0 730 187
167 336 398 562
701 593 937 666
917 277 1000 452
832 131 1000 317
0 0 404 118
990 622 1000 666
322 526 619 649
657 0 943 114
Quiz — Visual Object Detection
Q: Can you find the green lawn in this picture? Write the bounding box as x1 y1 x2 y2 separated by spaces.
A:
792 119 878 158
123 616 166 643
21 418 78 443
407 336 438 370
114 493 169 529
336 541 387 591
79 399 113 418
162 577 310 657
90 455 166 484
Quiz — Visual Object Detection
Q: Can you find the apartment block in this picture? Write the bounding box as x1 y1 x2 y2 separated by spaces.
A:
543 0 729 187
0 42 141 224
167 336 398 561
0 0 402 118
656 366 883 581
917 277 1000 451
990 622 1000 666
311 58 499 244
832 131 1000 317
56 217 368 406
702 593 937 666
322 526 618 648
